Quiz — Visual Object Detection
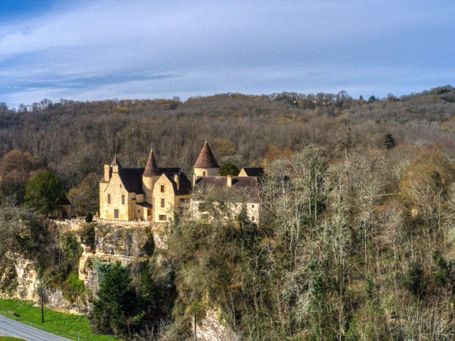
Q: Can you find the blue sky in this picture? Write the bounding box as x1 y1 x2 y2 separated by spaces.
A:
0 0 454 106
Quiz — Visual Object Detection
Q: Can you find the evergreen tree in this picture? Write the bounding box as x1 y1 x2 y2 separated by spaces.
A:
24 171 65 215
90 264 143 338
219 162 240 176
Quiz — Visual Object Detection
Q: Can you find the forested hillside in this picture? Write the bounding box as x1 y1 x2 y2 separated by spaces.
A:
1 86 455 339
1 86 454 189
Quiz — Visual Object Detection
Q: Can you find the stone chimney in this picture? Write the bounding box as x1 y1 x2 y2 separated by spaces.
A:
104 164 111 182
227 175 233 187
174 174 180 191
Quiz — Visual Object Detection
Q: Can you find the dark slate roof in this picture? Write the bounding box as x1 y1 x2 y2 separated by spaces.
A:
159 167 181 174
194 176 260 202
143 149 159 176
137 202 152 208
119 168 145 194
164 172 192 195
118 167 184 194
194 141 219 168
241 167 264 177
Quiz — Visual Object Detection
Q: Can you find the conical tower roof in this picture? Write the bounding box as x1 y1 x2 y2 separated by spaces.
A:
143 148 160 176
110 154 122 168
194 140 219 168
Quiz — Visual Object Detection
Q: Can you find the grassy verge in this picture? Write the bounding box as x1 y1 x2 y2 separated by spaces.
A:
0 299 120 341
0 337 26 341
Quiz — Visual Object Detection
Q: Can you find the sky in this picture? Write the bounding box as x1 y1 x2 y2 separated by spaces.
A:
0 0 454 106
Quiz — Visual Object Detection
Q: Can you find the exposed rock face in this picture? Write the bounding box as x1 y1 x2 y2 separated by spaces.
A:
195 309 240 341
45 288 88 315
1 219 162 315
79 222 153 294
95 223 152 257
5 252 39 301
0 252 86 314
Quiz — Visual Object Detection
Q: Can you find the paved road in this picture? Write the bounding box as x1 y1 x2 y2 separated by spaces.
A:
0 314 70 341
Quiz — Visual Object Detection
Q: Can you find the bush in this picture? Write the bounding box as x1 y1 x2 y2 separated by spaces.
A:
80 224 95 250
85 212 93 223
62 271 85 303
403 262 426 299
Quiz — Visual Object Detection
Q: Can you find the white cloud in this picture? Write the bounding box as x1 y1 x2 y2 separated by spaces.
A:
0 0 454 105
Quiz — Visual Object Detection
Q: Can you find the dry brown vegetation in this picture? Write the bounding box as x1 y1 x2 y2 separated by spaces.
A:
1 86 455 339
0 86 454 190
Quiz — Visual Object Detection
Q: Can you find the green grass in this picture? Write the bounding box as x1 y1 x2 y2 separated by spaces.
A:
0 337 26 341
0 299 120 341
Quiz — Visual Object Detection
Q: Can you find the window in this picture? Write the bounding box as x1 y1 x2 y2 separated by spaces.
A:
147 209 152 216
160 185 165 193
107 194 111 204
252 216 255 222
114 209 119 219
159 214 166 221
122 195 125 205
160 198 165 208
251 204 255 208
203 171 206 176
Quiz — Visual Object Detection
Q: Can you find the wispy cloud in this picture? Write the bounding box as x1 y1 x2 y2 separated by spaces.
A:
0 0 454 105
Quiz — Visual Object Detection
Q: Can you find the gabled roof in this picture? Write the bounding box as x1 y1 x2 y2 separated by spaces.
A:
119 168 145 194
194 176 260 202
161 172 192 195
240 167 264 178
194 140 219 168
143 148 159 177
117 167 185 195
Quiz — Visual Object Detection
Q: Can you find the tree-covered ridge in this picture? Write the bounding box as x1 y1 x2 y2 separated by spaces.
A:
0 86 454 190
0 86 455 339
164 147 455 339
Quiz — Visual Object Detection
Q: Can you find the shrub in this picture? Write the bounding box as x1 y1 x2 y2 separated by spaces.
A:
85 212 93 223
403 262 426 299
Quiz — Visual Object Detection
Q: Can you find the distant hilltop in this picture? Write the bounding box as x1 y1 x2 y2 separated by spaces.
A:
0 85 454 188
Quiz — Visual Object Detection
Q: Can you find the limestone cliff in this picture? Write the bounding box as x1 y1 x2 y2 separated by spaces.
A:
0 219 153 314
0 219 237 340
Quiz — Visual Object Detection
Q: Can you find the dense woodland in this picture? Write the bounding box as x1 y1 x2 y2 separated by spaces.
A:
0 86 454 189
1 86 455 339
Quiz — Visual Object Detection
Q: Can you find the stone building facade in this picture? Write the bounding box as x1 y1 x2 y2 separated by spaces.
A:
99 140 261 224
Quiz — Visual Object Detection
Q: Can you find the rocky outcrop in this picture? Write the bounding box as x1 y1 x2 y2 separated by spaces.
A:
2 252 39 301
0 252 86 314
78 222 154 293
1 219 165 316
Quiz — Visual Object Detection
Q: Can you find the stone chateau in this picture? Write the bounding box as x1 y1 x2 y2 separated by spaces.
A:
99 141 262 224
